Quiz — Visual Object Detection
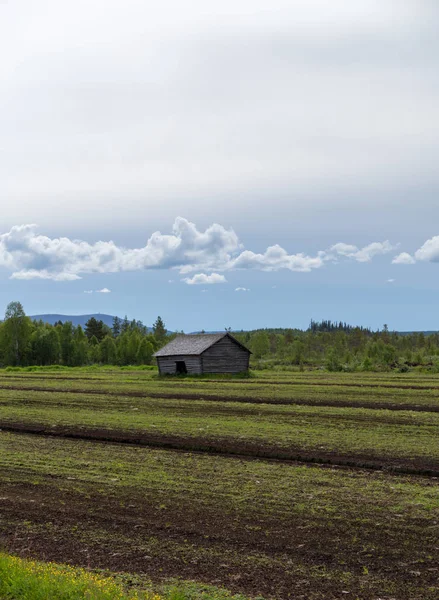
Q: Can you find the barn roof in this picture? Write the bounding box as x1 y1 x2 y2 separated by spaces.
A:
153 333 250 357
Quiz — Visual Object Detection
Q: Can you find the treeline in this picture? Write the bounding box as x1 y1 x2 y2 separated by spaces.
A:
308 319 371 334
2 304 439 372
234 321 439 372
0 302 171 367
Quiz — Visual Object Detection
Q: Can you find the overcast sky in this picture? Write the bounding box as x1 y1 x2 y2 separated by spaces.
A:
1 1 438 331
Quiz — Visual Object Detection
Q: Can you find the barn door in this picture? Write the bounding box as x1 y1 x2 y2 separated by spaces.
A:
175 361 187 374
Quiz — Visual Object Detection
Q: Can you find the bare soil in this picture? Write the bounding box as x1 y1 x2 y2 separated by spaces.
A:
1 473 438 600
1 422 438 476
0 383 437 413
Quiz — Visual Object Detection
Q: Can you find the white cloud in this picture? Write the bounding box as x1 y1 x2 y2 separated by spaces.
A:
235 287 250 292
393 236 439 265
96 287 111 293
414 236 439 263
183 273 227 285
0 219 240 280
354 242 396 263
392 252 416 265
229 239 394 275
231 246 324 272
329 241 395 263
0 218 397 281
10 269 80 281
387 278 395 283
329 243 359 257
84 290 93 294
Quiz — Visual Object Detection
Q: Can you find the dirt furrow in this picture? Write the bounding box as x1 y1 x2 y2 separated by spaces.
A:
0 383 438 412
2 479 435 600
1 422 438 476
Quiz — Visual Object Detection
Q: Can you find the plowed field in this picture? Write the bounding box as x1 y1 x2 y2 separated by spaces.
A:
0 369 438 599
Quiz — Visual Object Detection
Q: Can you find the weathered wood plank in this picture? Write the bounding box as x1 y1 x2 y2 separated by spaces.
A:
202 337 250 374
157 355 202 375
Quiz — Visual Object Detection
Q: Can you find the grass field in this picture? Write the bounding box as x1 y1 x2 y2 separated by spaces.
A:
0 368 438 599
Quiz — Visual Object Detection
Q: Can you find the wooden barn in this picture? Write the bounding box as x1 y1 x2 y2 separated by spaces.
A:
154 333 251 375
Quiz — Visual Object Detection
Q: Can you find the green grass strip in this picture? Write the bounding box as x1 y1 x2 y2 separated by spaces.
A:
0 554 255 600
0 553 161 599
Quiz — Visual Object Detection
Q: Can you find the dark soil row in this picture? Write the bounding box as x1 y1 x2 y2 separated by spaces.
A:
2 478 436 600
0 383 438 413
2 422 438 477
0 481 308 600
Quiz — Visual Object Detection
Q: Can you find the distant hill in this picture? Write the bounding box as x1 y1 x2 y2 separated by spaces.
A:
30 313 120 328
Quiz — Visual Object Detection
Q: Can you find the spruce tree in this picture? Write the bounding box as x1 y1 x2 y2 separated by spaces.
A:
153 316 167 342
112 316 121 337
84 317 105 342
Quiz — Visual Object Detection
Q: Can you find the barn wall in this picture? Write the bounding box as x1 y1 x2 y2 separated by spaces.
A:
156 355 202 375
201 337 250 373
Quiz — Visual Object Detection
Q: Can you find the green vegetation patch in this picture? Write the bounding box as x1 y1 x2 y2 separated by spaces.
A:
0 553 254 600
0 553 159 600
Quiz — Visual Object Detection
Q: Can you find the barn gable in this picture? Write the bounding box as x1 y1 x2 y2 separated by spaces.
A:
201 335 250 373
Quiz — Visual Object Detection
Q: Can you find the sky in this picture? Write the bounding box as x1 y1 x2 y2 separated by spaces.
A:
1 0 439 331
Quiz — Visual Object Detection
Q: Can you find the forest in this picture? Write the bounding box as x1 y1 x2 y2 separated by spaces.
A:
234 322 439 372
1 301 438 372
0 302 165 368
